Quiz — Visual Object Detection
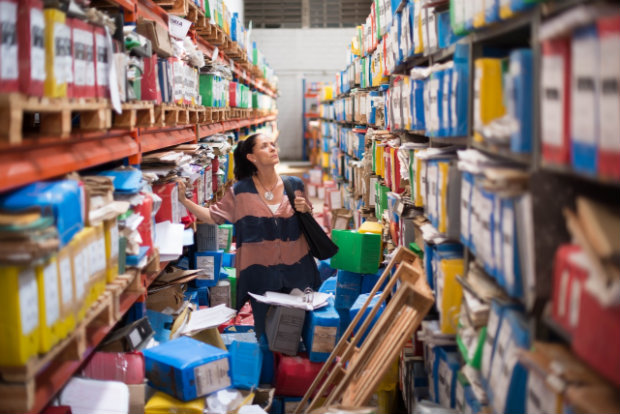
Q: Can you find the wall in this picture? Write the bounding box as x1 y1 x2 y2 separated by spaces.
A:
251 28 356 160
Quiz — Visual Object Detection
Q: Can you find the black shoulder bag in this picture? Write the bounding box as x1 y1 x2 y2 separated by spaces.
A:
282 176 339 260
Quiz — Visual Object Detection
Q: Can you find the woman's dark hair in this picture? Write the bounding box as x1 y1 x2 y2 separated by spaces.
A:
233 133 262 180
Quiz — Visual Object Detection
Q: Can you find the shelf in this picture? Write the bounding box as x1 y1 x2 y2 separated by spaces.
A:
21 257 169 414
541 162 620 189
470 7 536 44
471 141 532 166
429 136 468 146
0 132 139 193
197 114 277 139
140 126 197 154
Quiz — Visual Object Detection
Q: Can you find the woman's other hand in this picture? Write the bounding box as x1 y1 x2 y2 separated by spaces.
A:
177 179 188 203
294 196 312 213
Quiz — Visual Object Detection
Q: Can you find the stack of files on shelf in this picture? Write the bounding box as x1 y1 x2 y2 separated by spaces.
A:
540 5 620 181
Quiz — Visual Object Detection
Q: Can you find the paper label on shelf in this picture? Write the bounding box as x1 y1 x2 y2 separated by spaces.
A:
427 163 438 221
571 36 597 144
0 2 17 80
218 228 229 249
427 9 437 50
502 203 515 289
210 283 230 307
73 28 89 86
369 176 377 207
19 268 39 335
74 248 87 300
599 34 620 151
474 68 482 132
110 223 119 260
330 190 342 209
54 23 70 84
194 358 231 396
541 55 565 147
492 339 518 414
30 8 46 82
443 72 451 132
95 32 108 86
461 176 471 242
451 71 459 130
168 14 192 40
196 256 215 280
527 370 557 414
128 328 142 349
493 197 502 279
569 279 581 327
59 255 73 306
481 306 500 380
312 325 337 353
438 358 453 407
43 261 60 326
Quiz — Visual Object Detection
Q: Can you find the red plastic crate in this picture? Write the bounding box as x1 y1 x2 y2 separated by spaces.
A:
274 353 325 397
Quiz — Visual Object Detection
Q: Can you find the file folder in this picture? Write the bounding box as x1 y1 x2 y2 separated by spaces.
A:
509 49 534 153
571 25 599 175
597 16 620 180
541 36 572 165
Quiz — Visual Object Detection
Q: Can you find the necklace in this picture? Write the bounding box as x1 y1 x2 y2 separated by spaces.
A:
256 175 278 201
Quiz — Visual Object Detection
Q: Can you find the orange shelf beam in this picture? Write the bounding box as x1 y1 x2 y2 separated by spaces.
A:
139 126 197 154
133 0 168 27
0 133 139 193
197 115 277 139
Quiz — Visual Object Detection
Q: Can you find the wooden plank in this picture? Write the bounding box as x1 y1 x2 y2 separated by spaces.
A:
296 247 421 413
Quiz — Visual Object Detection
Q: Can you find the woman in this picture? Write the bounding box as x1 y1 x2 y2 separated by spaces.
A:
178 133 320 339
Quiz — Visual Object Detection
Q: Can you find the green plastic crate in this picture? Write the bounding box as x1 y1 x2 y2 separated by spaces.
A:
199 74 216 107
218 224 233 252
375 183 389 219
330 230 381 274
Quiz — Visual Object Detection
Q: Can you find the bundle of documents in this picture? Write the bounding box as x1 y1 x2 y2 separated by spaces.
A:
0 208 59 264
249 289 332 311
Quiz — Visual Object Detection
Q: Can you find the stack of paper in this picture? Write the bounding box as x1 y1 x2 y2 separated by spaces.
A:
248 289 332 311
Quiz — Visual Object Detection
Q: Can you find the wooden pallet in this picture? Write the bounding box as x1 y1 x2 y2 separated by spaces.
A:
200 23 227 47
153 0 189 15
0 93 111 145
107 270 144 320
114 101 154 129
296 247 433 413
189 106 207 124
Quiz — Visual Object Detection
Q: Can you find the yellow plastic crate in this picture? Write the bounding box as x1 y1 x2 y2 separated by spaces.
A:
474 58 506 143
70 228 91 321
0 265 39 366
44 8 67 98
88 224 108 305
57 244 77 336
104 218 120 283
500 0 515 19
474 0 486 28
36 257 64 353
145 391 205 414
436 258 464 334
359 220 383 235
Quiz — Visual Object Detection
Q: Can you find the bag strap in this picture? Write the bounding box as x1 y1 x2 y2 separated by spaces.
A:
281 175 298 212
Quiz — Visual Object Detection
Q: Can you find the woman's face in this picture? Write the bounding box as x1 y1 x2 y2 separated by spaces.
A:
248 134 279 167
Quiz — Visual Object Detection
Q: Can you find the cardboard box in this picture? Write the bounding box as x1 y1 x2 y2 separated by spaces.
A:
144 336 231 401
136 18 173 57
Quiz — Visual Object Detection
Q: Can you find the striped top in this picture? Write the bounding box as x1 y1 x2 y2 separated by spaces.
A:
209 175 320 310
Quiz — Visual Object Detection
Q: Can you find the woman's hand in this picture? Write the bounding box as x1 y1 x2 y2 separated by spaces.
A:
294 196 313 213
177 179 188 203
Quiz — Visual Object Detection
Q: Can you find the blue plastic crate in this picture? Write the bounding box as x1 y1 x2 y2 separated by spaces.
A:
303 298 340 363
335 270 362 310
318 258 337 282
193 250 223 287
0 180 84 247
349 292 385 347
223 334 262 390
360 267 387 294
319 276 337 295
259 334 275 385
144 336 231 401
